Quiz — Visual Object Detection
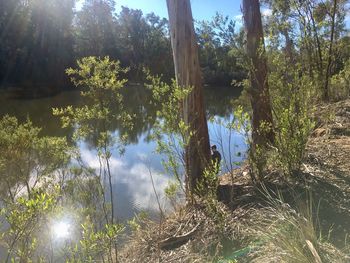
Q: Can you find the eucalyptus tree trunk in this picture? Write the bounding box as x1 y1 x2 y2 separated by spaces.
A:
324 0 338 101
282 28 294 62
242 0 274 147
305 1 324 77
166 0 211 197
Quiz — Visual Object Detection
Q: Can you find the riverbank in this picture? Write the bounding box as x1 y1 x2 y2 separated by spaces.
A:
119 99 350 262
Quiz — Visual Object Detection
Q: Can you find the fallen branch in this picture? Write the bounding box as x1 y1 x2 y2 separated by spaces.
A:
159 223 200 250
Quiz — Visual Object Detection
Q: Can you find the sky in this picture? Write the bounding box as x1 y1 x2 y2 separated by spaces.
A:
77 0 245 25
115 0 242 21
76 0 350 29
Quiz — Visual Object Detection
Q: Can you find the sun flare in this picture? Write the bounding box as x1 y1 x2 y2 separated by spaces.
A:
52 221 70 239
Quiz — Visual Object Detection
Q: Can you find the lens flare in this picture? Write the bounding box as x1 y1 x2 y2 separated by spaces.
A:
52 221 70 239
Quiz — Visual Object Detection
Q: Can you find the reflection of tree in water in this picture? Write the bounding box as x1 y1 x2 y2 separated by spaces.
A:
118 85 242 145
82 83 160 148
63 84 242 148
0 85 242 148
204 86 243 118
119 84 159 144
0 91 80 139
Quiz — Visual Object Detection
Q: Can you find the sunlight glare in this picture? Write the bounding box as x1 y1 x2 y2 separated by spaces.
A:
52 221 70 239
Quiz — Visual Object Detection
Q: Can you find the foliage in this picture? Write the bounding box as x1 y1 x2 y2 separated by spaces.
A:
117 7 173 80
268 53 316 175
234 52 316 178
74 0 117 58
0 1 252 93
127 211 149 232
0 0 349 97
1 188 59 262
196 167 226 226
1 179 124 262
0 115 70 200
164 181 181 209
0 0 75 91
54 56 133 231
66 219 124 263
53 56 132 148
145 73 192 193
196 167 219 201
329 59 350 100
0 115 106 262
262 0 349 100
196 13 247 85
53 56 133 262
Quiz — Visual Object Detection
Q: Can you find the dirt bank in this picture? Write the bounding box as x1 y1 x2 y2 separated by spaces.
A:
120 99 350 262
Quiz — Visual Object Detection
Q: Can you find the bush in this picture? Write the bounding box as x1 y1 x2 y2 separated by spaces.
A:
330 59 350 101
269 53 316 175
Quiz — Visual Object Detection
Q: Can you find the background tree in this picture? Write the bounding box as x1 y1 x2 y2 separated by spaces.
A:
0 0 250 96
0 0 75 93
75 0 117 58
262 0 349 100
116 7 173 80
196 13 246 85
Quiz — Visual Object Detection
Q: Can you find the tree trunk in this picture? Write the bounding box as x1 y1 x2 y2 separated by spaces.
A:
324 0 338 101
306 1 324 77
282 28 294 62
242 0 274 146
166 0 211 197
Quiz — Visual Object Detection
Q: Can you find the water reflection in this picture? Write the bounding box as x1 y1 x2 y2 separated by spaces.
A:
0 90 79 138
204 86 243 118
208 116 248 172
79 140 170 220
0 85 242 143
0 85 246 220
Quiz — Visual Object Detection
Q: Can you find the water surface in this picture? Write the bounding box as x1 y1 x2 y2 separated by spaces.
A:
0 85 247 220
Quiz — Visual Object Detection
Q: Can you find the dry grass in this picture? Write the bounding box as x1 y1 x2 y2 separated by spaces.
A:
246 202 349 263
119 202 251 262
119 194 349 263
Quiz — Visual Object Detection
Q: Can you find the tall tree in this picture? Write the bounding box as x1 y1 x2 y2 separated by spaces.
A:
28 0 75 88
324 0 338 100
282 0 348 98
196 13 245 85
262 0 295 61
117 7 147 73
75 0 117 57
242 0 274 146
166 0 211 196
0 0 75 91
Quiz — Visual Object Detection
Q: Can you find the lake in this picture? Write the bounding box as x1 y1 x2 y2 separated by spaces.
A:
0 85 247 221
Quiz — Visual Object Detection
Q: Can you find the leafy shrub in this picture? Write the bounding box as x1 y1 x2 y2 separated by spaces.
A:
330 59 350 101
1 189 59 262
0 115 70 199
145 72 192 195
269 54 316 175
